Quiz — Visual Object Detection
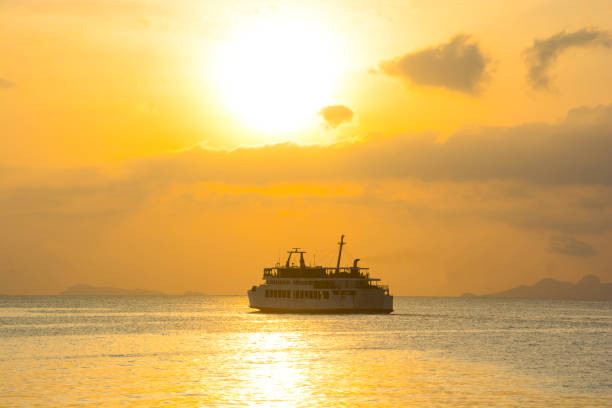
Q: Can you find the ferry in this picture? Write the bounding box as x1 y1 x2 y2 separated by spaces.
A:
248 235 393 313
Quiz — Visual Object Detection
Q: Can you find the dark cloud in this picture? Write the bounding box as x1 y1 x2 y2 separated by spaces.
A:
4 104 612 294
119 102 612 186
549 235 597 257
2 103 612 236
524 28 612 90
0 78 15 89
379 34 490 94
319 105 354 128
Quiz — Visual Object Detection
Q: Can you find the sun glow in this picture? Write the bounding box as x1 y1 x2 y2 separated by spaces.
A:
213 15 345 134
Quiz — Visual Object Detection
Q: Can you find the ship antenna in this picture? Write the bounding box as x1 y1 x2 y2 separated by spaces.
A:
336 234 345 273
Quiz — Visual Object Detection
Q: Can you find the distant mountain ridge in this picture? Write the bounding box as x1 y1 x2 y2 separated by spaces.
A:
462 275 611 300
60 285 167 296
59 285 207 296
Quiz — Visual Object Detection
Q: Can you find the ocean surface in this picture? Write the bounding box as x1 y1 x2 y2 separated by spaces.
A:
0 296 610 407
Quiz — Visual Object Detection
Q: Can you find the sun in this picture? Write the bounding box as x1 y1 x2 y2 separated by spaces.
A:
213 15 344 135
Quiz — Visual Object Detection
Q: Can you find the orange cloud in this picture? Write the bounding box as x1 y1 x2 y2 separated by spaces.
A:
319 105 354 128
0 77 15 89
379 34 490 94
524 28 612 90
2 104 612 295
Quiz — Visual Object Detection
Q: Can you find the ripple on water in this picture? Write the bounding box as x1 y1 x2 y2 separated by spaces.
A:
0 296 610 407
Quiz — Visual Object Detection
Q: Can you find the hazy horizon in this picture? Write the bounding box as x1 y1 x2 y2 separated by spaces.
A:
2 273 609 298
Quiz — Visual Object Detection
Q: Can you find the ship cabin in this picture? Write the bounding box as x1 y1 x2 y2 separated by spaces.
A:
260 245 390 295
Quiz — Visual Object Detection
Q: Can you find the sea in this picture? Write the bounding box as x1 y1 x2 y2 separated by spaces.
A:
0 296 610 407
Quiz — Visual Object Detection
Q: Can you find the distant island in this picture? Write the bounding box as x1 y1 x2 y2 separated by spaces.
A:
59 285 207 296
60 285 167 296
461 275 611 300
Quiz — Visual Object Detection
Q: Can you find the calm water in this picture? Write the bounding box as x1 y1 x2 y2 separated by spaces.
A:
0 296 610 407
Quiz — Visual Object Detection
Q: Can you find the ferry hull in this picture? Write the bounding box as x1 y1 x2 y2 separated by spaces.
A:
251 307 393 314
248 289 393 314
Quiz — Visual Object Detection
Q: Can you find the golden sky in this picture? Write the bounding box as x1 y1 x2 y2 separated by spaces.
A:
1 0 612 294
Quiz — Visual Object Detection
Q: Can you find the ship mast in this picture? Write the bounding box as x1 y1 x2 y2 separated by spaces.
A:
335 234 345 273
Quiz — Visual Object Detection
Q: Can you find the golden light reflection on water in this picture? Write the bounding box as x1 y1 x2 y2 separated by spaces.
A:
231 332 310 407
1 297 610 407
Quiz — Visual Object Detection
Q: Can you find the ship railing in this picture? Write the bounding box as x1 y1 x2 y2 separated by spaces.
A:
369 283 389 293
263 268 278 277
263 267 371 279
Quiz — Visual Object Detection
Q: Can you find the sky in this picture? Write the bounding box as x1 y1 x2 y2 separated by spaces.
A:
1 0 612 295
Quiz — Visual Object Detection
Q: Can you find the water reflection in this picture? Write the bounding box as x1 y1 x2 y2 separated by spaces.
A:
234 332 310 407
0 296 610 407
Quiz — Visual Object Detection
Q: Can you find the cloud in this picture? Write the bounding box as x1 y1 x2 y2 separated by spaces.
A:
319 105 354 128
379 34 490 94
549 235 597 257
0 78 15 89
114 102 612 186
4 104 612 294
524 28 612 90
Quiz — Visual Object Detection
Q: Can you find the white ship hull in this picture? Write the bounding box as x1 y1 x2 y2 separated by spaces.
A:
248 285 393 314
